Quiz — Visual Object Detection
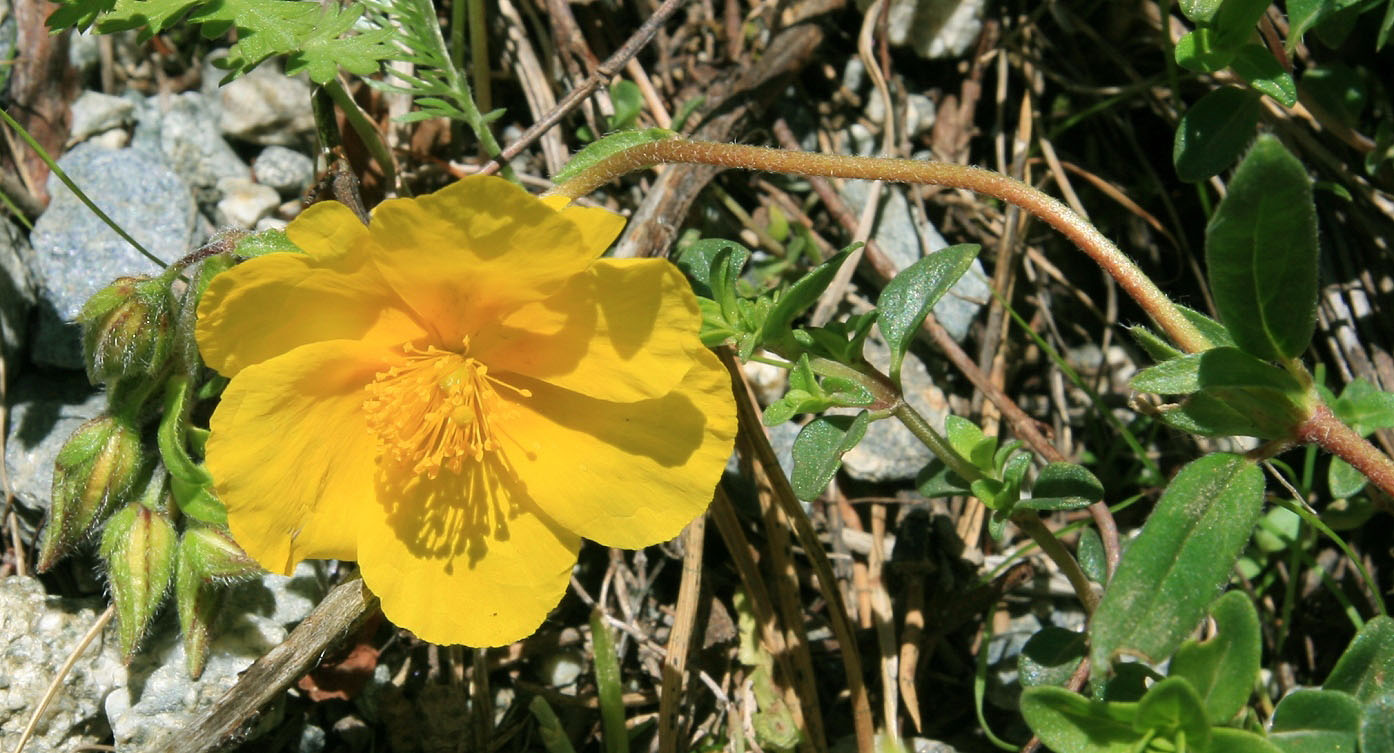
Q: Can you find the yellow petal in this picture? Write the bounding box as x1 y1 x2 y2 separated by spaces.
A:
359 458 580 646
498 348 737 549
285 201 370 261
206 339 389 575
196 241 424 378
540 195 626 254
472 259 703 402
365 176 615 344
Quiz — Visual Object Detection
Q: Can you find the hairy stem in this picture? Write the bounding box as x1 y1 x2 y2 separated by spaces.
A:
553 138 1212 354
1297 403 1394 499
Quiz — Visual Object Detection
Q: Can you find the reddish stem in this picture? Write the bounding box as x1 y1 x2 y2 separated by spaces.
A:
1296 403 1394 499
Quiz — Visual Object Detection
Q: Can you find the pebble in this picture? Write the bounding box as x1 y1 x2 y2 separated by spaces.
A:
0 576 125 753
28 142 195 369
215 58 316 146
252 145 316 198
857 0 987 59
0 217 35 371
1 371 103 540
216 177 282 228
104 563 324 748
67 90 135 146
132 91 251 207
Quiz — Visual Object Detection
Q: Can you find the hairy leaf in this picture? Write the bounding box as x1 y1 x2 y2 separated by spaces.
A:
1169 590 1261 723
876 243 979 383
1175 86 1262 182
790 412 870 501
1269 689 1361 753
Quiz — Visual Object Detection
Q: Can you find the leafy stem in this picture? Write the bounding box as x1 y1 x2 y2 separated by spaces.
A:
551 137 1213 354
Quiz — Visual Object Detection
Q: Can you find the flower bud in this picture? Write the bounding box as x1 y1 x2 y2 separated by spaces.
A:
175 527 255 679
100 502 178 659
78 275 175 385
36 414 145 572
180 526 261 581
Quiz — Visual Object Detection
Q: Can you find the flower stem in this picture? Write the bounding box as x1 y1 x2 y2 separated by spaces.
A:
553 138 1213 354
1297 403 1394 499
890 401 981 483
322 78 399 196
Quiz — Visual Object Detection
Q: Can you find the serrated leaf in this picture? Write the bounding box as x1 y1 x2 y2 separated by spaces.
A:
1021 462 1103 512
1324 616 1394 703
1019 686 1141 753
790 411 870 501
1134 677 1211 751
1174 86 1262 182
1269 688 1361 753
284 7 395 83
1231 43 1298 107
552 127 678 183
1206 135 1319 361
1169 590 1261 723
1019 627 1087 689
875 243 979 383
1091 453 1264 677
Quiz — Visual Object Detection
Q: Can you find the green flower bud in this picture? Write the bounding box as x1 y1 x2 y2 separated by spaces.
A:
36 414 145 572
100 502 178 659
175 527 256 679
78 275 175 385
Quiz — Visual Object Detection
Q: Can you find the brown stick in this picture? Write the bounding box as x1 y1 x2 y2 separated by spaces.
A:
658 515 706 753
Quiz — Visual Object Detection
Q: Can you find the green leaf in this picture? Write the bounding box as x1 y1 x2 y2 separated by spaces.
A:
1090 453 1264 677
759 249 853 345
1179 0 1224 22
676 238 751 301
607 80 643 130
1331 379 1394 435
1288 0 1336 48
1327 457 1367 498
1324 616 1394 703
1132 346 1305 399
233 227 303 258
1169 590 1261 723
1360 694 1394 753
1133 353 1205 394
1134 677 1211 751
790 411 870 501
1129 325 1184 363
1300 64 1367 128
1019 627 1087 689
1269 688 1361 753
1019 686 1141 753
1157 391 1270 438
283 6 396 84
945 415 986 464
1231 44 1298 107
1178 304 1237 347
1206 135 1319 361
1210 727 1287 753
1175 28 1237 72
916 459 972 498
1320 495 1375 531
552 128 678 184
1174 86 1262 182
875 243 980 383
1252 504 1300 553
1078 527 1107 583
1211 0 1272 49
1020 462 1103 512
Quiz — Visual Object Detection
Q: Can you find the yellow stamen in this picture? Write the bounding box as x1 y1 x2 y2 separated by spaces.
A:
363 343 528 477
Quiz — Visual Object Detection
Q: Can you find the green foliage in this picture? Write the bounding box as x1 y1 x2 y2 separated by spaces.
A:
1018 627 1087 689
790 412 870 501
1324 617 1394 703
1174 87 1263 183
1206 136 1319 363
47 0 395 84
589 610 629 753
1132 347 1312 439
553 128 679 184
1361 695 1394 753
1269 689 1362 753
874 244 980 384
1090 454 1263 677
1169 591 1261 724
761 355 873 426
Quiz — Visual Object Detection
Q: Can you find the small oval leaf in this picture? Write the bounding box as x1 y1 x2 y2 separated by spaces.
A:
1174 86 1262 182
1169 590 1261 723
876 243 980 383
790 411 871 501
1269 688 1361 753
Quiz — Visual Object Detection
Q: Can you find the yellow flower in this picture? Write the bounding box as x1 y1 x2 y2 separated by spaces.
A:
195 176 737 646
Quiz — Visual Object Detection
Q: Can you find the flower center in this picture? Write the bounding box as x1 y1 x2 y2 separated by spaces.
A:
363 342 530 478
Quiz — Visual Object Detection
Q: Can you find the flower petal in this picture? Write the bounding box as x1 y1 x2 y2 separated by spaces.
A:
472 259 703 402
207 340 390 574
359 458 580 646
498 348 737 548
366 176 614 344
286 201 370 261
540 195 626 254
197 221 424 378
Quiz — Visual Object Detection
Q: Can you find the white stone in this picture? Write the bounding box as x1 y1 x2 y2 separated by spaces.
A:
215 177 282 229
216 60 315 146
67 91 135 145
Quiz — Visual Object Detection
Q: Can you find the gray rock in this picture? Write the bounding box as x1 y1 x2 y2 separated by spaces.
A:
66 28 100 73
865 92 937 140
252 145 316 198
855 0 986 59
2 371 103 540
28 142 195 369
104 563 324 748
132 92 251 207
216 60 315 146
840 333 950 482
67 91 135 146
839 179 988 342
0 576 125 753
0 217 35 371
215 177 282 229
